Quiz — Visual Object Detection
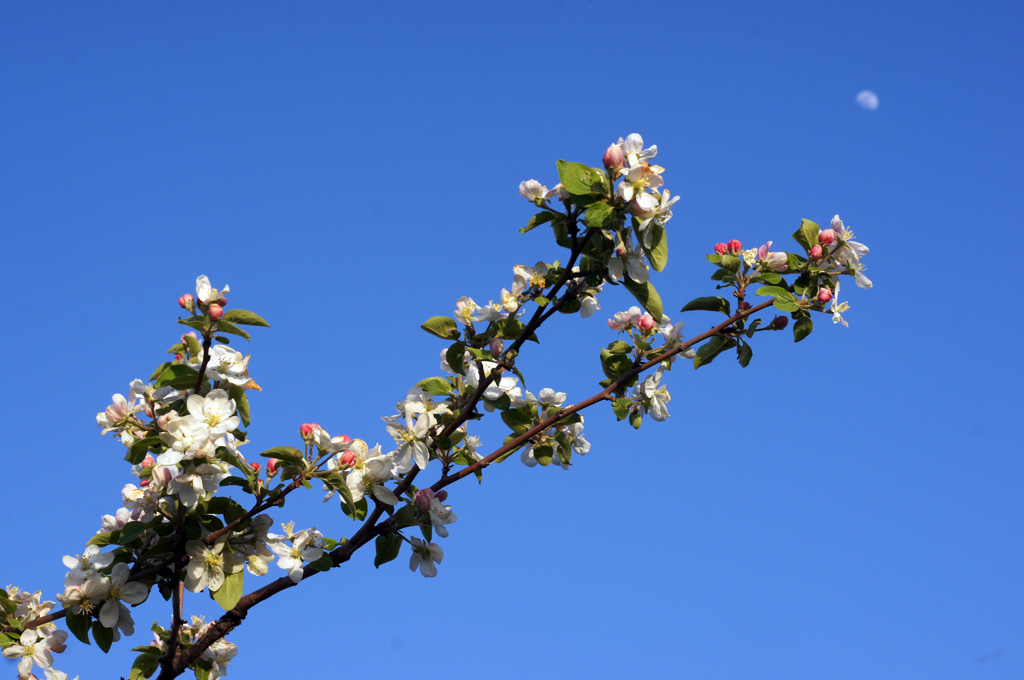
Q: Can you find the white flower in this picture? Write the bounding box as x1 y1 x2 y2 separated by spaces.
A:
519 179 548 202
427 497 457 538
607 244 649 284
464 361 525 411
269 529 323 584
195 275 229 304
829 215 872 289
205 345 252 386
96 393 142 435
619 133 658 167
386 416 432 471
2 629 67 679
526 388 566 409
185 537 242 593
408 537 444 577
831 280 851 327
95 563 148 634
186 389 240 437
158 416 214 466
632 190 679 248
346 448 399 505
170 462 228 508
511 262 548 296
634 367 671 421
62 545 114 575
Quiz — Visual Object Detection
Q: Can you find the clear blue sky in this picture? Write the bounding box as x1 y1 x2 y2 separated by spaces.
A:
2 2 1021 678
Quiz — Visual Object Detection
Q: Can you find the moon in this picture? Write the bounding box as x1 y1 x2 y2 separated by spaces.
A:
856 90 879 111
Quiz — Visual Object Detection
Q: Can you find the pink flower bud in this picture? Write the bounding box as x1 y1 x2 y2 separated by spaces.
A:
174 353 184 362
414 489 435 512
208 303 224 321
772 315 789 329
636 314 656 333
157 414 174 430
299 423 317 439
140 478 150 487
818 288 833 303
714 243 728 255
178 293 194 311
603 143 624 171
757 241 772 261
435 490 448 502
142 455 155 468
250 462 261 473
181 331 197 342
765 252 788 272
727 239 743 254
489 338 504 357
818 229 836 245
340 450 357 467
738 301 751 311
267 459 280 474
809 244 823 260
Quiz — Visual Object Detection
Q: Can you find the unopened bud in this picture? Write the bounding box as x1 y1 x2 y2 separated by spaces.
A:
818 288 833 303
340 450 357 467
809 245 823 261
435 490 448 502
602 143 624 171
208 303 224 321
818 229 836 245
217 297 227 306
765 252 788 272
140 479 150 487
178 293 195 311
772 315 789 329
414 488 435 512
157 414 174 430
299 423 317 439
250 462 261 473
142 455 155 468
727 239 743 254
267 459 280 475
714 243 728 255
636 314 656 333
738 301 751 311
174 353 184 362
489 338 504 357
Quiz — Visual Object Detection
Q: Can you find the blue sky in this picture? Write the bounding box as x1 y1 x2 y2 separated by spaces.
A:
1 2 1021 678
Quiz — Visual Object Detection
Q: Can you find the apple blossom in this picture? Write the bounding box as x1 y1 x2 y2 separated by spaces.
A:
408 538 444 578
195 275 229 305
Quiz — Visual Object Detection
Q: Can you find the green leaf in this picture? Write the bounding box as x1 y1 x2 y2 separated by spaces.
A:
88 530 119 547
492 317 537 342
211 569 244 610
344 497 368 522
793 315 813 342
229 385 251 428
129 651 161 680
119 521 148 545
745 318 762 337
600 348 634 381
149 361 171 382
693 336 733 369
445 341 466 375
214 320 251 341
373 533 403 568
605 339 631 354
629 410 643 429
184 334 204 358
177 318 205 332
521 211 554 234
583 202 616 228
680 296 731 315
753 271 783 285
415 377 454 396
501 407 535 435
621 278 663 321
155 364 200 390
259 446 303 462
309 551 335 572
207 497 247 523
421 316 460 340
556 160 604 196
737 342 753 367
194 664 211 680
720 254 741 272
772 297 801 313
611 398 631 421
641 222 668 272
128 437 162 465
793 218 820 252
532 443 554 466
755 285 798 312
220 309 270 327
66 611 92 645
391 505 418 530
92 620 114 653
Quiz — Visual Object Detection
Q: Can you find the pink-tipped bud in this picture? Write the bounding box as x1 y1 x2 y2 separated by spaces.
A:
340 450 357 467
178 293 194 311
142 455 155 468
772 315 789 329
299 423 317 439
809 244 823 260
489 338 504 357
208 303 224 321
414 489 435 512
435 490 448 502
636 314 656 333
818 229 836 245
140 478 150 487
738 301 751 311
818 288 833 303
714 243 728 255
765 252 788 272
157 414 174 430
174 353 184 362
727 239 743 254
267 458 280 475
250 462 261 473
603 143 624 171
181 331 197 342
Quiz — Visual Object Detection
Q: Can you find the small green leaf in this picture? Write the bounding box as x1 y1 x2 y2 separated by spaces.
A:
149 361 171 382
220 309 270 327
211 569 244 610
556 160 604 196
641 222 668 272
259 446 303 462
66 611 92 645
584 202 616 228
532 443 554 466
680 296 731 315
501 407 535 435
88 530 119 547
119 521 148 545
794 315 813 342
229 385 251 428
373 533 403 568
521 210 554 234
720 254 741 272
693 336 733 369
309 551 335 572
605 340 631 354
155 364 200 390
214 320 251 341
129 651 161 680
793 218 820 252
128 437 162 465
92 620 114 653
611 398 631 421
629 410 643 429
445 341 466 375
622 278 663 321
415 377 454 396
755 285 794 300
737 342 753 367
421 316 460 340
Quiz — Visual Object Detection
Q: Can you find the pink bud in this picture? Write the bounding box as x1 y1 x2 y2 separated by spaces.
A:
772 315 789 329
602 143 624 171
435 490 448 502
299 423 316 438
174 353 184 362
714 243 728 255
250 462 261 473
208 303 224 321
178 293 194 311
489 338 504 357
142 455 155 468
636 314 656 333
818 229 836 245
809 244 823 260
340 450 357 467
267 459 280 474
738 301 751 311
766 252 788 272
181 331 197 342
727 239 743 254
157 414 174 430
757 241 772 261
818 288 833 303
414 489 435 512
140 479 150 487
